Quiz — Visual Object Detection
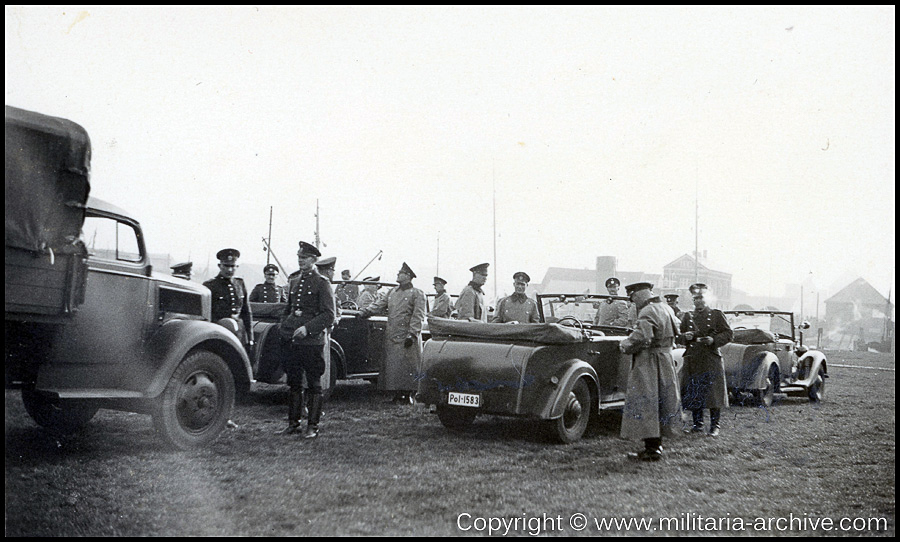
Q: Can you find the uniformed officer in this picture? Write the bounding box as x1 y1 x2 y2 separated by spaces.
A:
678 283 734 437
357 277 380 310
250 264 286 303
664 294 685 321
491 272 540 323
203 249 253 348
619 282 682 461
335 269 359 305
275 241 336 438
358 262 426 404
428 276 453 319
456 263 489 322
170 261 192 280
315 257 341 321
594 277 634 327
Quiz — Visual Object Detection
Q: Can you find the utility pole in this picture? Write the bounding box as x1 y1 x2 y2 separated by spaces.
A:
266 206 273 265
314 199 321 249
694 163 699 285
492 161 498 303
436 231 440 277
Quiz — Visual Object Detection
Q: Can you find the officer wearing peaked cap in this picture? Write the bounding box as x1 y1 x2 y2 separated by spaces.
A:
456 263 489 322
429 276 453 319
171 261 193 280
357 276 381 310
358 262 426 403
678 282 733 437
250 263 286 303
664 293 685 320
275 240 335 438
204 249 253 347
619 282 682 461
492 272 540 323
335 269 359 305
595 276 634 327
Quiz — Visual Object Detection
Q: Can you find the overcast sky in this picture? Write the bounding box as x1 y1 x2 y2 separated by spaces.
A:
5 6 895 303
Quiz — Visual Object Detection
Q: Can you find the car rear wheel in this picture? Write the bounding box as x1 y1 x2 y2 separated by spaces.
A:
808 368 825 402
547 378 591 443
436 405 477 430
153 350 235 449
22 389 99 435
753 365 778 408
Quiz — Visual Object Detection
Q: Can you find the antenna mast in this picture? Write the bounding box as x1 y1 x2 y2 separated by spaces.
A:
314 199 321 249
266 206 273 265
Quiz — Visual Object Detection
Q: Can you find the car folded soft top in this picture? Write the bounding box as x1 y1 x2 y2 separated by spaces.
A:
427 317 586 344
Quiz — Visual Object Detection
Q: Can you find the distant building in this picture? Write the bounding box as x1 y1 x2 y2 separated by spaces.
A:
659 253 732 311
824 278 893 350
537 256 660 296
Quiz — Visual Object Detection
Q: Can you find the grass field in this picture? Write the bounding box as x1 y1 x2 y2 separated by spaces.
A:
5 350 895 536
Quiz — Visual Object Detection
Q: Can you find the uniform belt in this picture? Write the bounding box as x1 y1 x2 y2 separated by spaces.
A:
645 346 673 353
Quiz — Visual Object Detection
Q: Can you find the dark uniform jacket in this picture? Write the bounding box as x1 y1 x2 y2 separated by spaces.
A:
279 268 335 346
678 306 734 409
204 275 253 333
249 282 286 303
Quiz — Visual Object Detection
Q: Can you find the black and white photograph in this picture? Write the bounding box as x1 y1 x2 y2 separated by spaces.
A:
5 6 894 536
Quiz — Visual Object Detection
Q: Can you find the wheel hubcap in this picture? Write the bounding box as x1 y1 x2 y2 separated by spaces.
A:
563 392 583 428
177 372 219 430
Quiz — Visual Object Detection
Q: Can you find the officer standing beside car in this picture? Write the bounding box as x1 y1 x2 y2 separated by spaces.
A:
619 282 682 461
678 283 733 437
275 241 335 438
250 263 286 303
664 293 685 321
594 277 634 327
429 276 453 319
357 262 426 404
204 248 253 349
455 263 489 322
491 272 540 323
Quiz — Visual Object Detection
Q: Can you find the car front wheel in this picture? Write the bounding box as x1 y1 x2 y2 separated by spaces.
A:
547 378 592 443
22 389 99 435
753 365 778 408
153 350 235 449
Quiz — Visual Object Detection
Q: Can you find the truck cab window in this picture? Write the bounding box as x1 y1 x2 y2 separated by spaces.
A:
83 216 142 263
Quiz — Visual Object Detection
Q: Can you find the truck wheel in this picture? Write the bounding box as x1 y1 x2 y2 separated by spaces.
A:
808 368 826 402
153 350 235 449
436 405 477 430
22 390 98 435
547 378 591 443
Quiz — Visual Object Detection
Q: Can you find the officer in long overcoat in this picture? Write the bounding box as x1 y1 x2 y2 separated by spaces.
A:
456 263 489 322
619 282 683 461
491 272 540 323
678 283 733 437
428 277 453 319
204 248 253 348
358 262 426 403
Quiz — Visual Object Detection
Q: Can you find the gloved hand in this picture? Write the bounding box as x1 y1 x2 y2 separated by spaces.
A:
404 336 414 348
698 336 714 346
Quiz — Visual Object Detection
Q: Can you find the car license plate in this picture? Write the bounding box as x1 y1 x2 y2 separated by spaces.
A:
448 392 480 408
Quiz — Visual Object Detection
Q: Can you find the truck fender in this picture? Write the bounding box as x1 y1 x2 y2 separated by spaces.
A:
143 319 252 398
546 360 599 420
750 352 780 391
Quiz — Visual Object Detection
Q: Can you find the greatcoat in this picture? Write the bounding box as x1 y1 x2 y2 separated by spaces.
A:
490 293 540 323
428 292 453 319
455 282 486 322
619 299 683 440
678 306 734 410
362 283 426 392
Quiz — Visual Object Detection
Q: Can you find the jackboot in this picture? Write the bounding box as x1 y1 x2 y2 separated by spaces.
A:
275 388 303 435
709 408 721 437
631 438 662 461
304 392 324 439
299 388 308 421
685 409 704 433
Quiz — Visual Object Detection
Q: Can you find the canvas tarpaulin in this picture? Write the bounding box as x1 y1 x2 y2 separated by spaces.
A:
427 317 586 344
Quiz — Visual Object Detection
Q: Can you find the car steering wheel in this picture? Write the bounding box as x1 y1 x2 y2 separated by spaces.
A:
556 316 585 333
733 326 747 330
341 301 359 310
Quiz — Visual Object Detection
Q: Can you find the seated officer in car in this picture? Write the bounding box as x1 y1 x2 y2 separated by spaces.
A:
203 248 253 348
491 272 540 323
250 264 286 303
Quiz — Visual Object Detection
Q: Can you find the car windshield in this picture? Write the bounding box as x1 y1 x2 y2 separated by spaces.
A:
425 293 459 313
725 311 794 338
537 294 629 324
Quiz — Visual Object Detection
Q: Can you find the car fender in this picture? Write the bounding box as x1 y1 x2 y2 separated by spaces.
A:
545 360 599 420
749 352 780 391
329 335 346 378
144 319 252 398
797 350 827 385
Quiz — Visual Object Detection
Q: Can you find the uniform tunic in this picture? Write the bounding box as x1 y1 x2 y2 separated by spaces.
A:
335 282 359 304
619 299 683 440
594 299 633 327
490 293 540 323
361 283 426 392
678 306 733 410
204 275 253 341
249 282 286 303
278 268 335 390
357 289 377 310
456 282 486 322
428 292 453 319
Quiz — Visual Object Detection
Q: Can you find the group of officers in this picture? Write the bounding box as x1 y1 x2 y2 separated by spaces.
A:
174 248 733 459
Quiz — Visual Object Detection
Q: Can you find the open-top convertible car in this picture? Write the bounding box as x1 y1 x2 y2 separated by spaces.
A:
720 310 827 406
417 293 682 443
